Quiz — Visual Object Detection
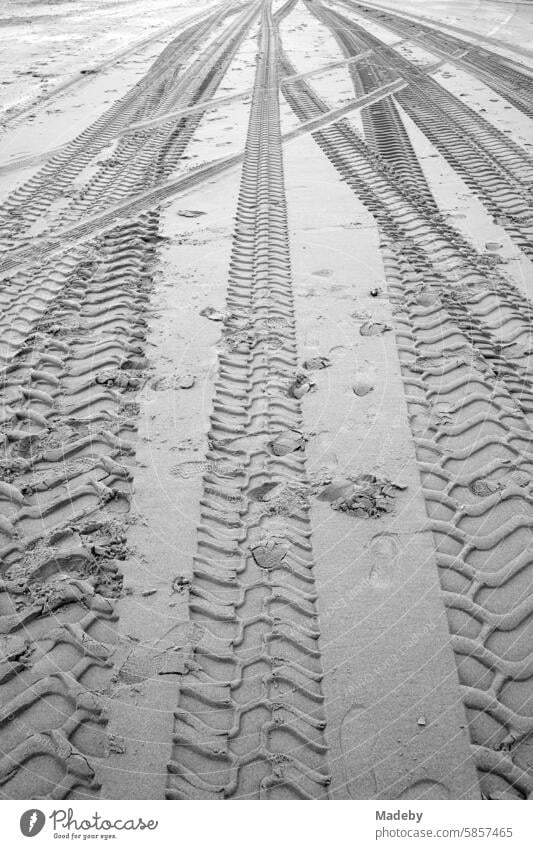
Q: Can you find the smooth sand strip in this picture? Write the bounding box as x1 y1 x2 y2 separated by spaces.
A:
284 130 480 799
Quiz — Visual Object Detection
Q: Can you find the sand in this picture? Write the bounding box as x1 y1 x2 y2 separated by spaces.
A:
0 0 532 801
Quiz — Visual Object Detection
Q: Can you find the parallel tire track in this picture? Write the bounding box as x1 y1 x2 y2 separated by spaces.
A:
0 3 260 368
0 1 235 254
342 0 533 119
0 0 260 801
277 12 533 799
0 212 160 799
166 0 330 800
308 0 533 260
384 244 533 800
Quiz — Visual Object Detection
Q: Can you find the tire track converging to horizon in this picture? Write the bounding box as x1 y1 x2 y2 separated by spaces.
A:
282 0 533 800
339 0 533 119
1 0 533 802
0 1 261 800
0 1 246 254
311 0 533 260
167 0 331 800
0 2 261 368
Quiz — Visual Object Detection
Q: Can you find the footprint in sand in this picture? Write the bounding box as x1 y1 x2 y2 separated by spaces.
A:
367 532 399 589
339 701 378 799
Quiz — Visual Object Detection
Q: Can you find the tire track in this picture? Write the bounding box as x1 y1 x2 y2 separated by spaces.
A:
0 3 260 369
0 1 235 253
306 0 533 260
0 211 160 799
0 87 406 345
346 0 533 62
341 0 533 119
48 1 260 231
0 2 231 126
384 244 533 800
0 0 260 802
276 13 533 799
166 0 330 801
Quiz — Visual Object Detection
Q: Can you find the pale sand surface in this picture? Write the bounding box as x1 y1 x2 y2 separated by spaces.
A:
0 0 532 801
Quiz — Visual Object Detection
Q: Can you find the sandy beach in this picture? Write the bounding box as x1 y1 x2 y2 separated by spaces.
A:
0 0 532 801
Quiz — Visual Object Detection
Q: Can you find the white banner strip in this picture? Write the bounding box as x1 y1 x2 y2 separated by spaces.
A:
2 799 531 848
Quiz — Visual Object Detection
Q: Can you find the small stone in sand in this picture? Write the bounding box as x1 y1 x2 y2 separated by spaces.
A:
172 576 191 593
108 734 126 754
